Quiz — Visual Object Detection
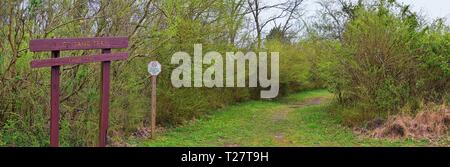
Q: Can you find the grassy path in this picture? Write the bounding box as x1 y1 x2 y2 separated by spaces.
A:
136 90 431 147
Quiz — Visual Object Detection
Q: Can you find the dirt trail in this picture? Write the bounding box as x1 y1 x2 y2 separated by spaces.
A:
288 97 325 108
269 97 327 146
142 90 440 147
271 97 326 122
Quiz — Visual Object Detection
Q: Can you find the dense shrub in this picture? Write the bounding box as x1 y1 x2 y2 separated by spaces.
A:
265 37 334 95
2 0 321 146
326 5 449 121
0 0 254 146
0 0 447 146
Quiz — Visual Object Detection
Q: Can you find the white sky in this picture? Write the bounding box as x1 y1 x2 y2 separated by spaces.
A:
261 0 450 35
300 0 450 20
397 0 450 19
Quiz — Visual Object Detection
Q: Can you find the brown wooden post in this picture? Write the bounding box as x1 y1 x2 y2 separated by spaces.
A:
29 37 128 147
99 48 111 147
50 51 60 147
147 61 161 138
151 75 157 138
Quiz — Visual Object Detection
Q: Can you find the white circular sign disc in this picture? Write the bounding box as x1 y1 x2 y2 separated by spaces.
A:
148 61 161 76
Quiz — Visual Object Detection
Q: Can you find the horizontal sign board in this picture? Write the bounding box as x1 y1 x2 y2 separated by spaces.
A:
31 52 128 68
30 37 128 52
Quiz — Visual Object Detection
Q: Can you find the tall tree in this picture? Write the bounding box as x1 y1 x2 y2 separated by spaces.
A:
246 0 303 49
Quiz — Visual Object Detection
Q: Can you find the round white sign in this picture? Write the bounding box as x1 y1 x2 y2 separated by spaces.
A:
148 61 161 76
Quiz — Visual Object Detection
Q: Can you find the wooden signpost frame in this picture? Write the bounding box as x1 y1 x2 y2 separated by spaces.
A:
29 37 128 147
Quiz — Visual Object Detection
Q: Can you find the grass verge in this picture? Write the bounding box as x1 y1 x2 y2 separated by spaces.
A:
134 89 434 147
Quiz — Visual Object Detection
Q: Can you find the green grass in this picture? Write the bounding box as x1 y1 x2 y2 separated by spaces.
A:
283 89 333 102
135 89 432 147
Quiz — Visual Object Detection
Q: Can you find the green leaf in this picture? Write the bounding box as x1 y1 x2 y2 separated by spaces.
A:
0 53 3 74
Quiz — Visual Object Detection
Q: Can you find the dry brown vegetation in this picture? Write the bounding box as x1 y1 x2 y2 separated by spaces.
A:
370 105 449 141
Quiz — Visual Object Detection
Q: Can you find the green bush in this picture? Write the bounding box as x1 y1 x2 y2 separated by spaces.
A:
0 0 254 146
326 5 449 121
265 38 332 95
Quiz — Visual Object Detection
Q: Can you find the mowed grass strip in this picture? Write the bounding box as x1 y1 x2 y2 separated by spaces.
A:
137 90 431 147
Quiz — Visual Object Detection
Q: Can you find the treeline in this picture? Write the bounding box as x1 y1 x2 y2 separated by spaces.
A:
248 0 449 133
0 0 310 146
308 1 449 126
0 0 448 146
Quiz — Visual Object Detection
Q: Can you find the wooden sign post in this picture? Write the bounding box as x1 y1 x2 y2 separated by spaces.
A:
29 37 128 147
147 61 161 138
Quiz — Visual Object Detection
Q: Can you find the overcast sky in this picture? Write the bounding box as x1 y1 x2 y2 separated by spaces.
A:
261 0 449 35
397 0 450 19
299 0 450 20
